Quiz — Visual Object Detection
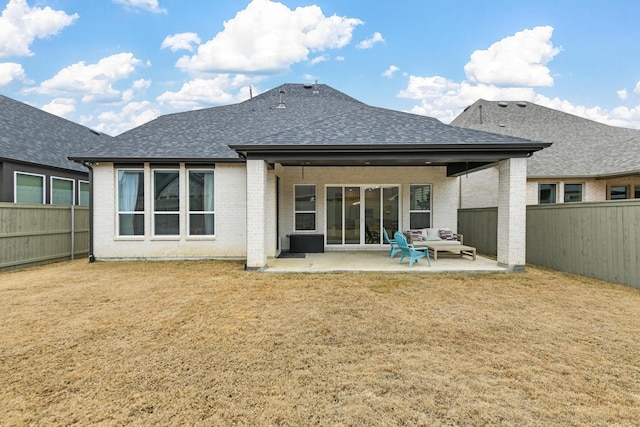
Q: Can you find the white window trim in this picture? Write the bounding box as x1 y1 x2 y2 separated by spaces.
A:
152 168 181 238
187 169 216 238
409 184 432 229
116 168 145 238
14 171 45 204
79 180 90 206
294 184 317 232
50 176 75 206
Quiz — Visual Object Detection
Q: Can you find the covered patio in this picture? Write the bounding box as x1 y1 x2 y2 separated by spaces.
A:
265 250 506 273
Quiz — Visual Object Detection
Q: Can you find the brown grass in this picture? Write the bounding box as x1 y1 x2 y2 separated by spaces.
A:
1 260 639 426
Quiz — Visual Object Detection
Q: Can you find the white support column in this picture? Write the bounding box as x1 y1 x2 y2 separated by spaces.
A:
497 158 527 271
246 159 268 270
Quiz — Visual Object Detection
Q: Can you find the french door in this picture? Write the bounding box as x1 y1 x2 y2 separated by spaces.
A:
326 185 399 245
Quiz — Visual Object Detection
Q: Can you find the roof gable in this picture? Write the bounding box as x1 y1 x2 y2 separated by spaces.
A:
0 94 110 173
451 99 640 177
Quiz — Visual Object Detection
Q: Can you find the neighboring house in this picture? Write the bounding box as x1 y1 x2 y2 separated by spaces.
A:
0 94 109 206
451 99 640 208
70 83 549 271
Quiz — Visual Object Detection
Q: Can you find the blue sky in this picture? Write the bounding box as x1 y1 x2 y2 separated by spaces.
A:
1 0 639 135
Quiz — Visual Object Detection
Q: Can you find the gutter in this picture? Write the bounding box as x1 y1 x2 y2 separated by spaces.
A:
81 161 95 263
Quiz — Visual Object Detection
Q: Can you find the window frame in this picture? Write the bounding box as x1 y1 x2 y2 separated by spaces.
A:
187 169 215 237
152 168 181 237
409 184 432 229
79 180 90 206
50 176 75 206
538 183 557 204
14 171 45 204
294 184 317 232
116 168 145 237
609 185 628 200
563 183 583 203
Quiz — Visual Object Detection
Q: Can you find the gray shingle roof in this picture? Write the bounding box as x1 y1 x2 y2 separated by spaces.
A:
0 94 109 173
450 99 640 177
71 84 547 163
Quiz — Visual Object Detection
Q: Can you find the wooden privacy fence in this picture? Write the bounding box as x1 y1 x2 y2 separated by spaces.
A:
0 203 89 271
458 200 640 289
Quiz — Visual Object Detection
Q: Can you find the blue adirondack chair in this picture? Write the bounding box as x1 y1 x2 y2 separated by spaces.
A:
394 231 431 267
383 228 401 258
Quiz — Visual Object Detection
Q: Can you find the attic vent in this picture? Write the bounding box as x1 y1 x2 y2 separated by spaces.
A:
277 89 286 109
498 101 509 107
516 101 528 107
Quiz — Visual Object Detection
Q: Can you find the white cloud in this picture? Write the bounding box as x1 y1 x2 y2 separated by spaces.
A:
382 65 399 78
335 56 345 61
157 74 257 109
464 25 560 87
175 0 362 75
93 101 160 136
31 53 142 103
397 26 640 129
112 0 166 14
617 89 628 100
122 78 151 102
161 33 201 52
0 0 78 58
41 97 76 118
0 62 28 85
310 54 329 65
356 32 384 49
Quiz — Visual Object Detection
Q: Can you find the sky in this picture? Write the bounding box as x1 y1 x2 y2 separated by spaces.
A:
1 0 639 136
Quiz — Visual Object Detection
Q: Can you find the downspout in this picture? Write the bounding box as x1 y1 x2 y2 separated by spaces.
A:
82 161 95 263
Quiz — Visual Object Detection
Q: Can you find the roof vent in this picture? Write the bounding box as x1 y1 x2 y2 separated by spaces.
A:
516 101 528 107
497 101 509 107
303 83 313 89
277 89 286 109
313 80 319 94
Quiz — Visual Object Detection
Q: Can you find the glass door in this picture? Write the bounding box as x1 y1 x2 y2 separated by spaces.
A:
326 185 398 246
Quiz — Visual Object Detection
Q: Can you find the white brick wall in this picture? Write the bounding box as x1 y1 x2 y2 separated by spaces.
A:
245 159 267 269
92 162 246 260
497 158 527 270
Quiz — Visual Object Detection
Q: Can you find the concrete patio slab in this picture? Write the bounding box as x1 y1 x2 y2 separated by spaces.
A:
264 250 507 273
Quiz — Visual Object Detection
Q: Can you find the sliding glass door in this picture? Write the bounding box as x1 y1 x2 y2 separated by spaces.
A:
326 185 399 245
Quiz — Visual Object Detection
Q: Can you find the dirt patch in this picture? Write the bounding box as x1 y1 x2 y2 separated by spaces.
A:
1 260 639 425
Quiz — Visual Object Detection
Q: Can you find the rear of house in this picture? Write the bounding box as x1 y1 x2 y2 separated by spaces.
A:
71 84 549 271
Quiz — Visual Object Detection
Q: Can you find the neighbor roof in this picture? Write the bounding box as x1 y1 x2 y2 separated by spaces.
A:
71 84 549 170
0 94 109 173
450 99 640 178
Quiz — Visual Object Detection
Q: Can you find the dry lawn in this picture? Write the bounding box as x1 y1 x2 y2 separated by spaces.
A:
1 260 639 426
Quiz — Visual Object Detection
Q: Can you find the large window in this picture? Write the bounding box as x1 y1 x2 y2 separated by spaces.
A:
538 183 557 204
118 170 145 236
294 184 316 231
14 172 45 204
610 185 628 200
79 181 90 206
564 183 582 203
409 184 431 229
154 170 180 236
188 170 215 236
51 177 74 205
635 186 640 199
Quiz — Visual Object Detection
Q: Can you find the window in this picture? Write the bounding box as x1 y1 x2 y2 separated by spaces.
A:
51 177 74 205
294 184 316 231
188 170 215 236
15 172 45 204
79 181 90 206
538 183 557 204
635 186 640 199
118 170 144 236
610 185 628 200
409 184 431 229
154 170 180 235
564 183 582 203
